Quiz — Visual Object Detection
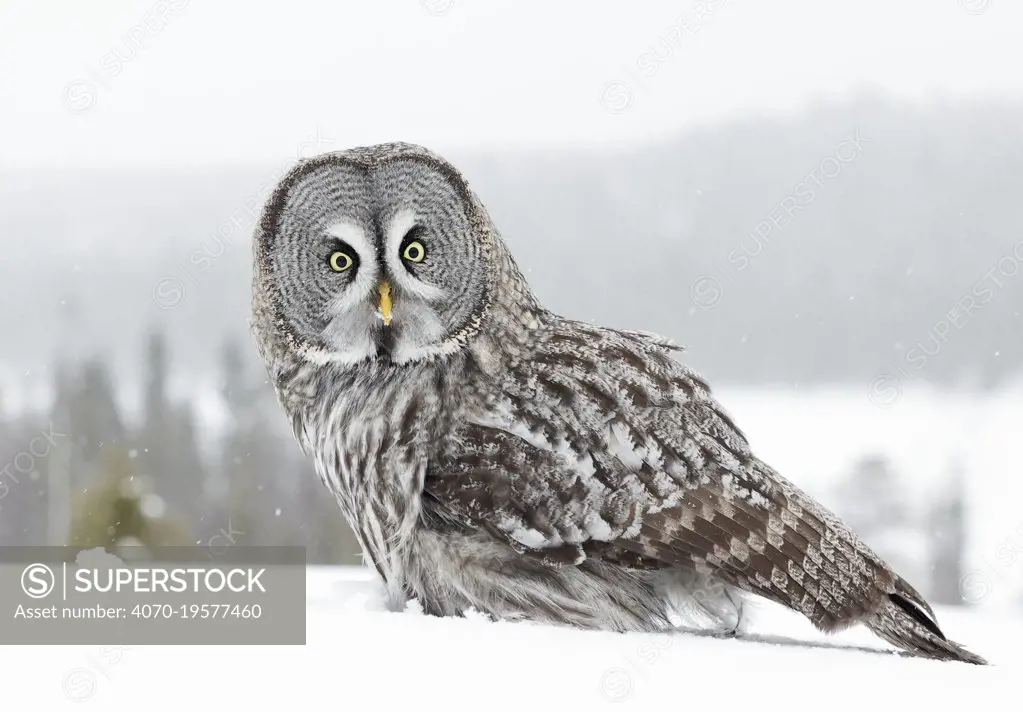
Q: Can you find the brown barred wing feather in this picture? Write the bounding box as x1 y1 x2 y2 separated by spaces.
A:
425 318 985 663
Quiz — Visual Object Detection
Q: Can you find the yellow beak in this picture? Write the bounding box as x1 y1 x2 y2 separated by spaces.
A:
377 280 393 326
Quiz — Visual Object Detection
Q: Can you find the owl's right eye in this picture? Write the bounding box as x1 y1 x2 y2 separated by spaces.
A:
328 251 355 272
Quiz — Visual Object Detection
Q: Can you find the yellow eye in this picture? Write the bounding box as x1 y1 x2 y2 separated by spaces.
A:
402 240 426 263
328 251 354 272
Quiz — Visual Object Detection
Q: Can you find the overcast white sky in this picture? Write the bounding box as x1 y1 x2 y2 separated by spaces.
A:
1 0 1021 167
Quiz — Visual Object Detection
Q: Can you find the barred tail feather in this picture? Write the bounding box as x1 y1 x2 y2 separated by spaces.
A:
865 590 988 665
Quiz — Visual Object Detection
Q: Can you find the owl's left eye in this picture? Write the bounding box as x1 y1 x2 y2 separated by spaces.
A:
402 240 426 264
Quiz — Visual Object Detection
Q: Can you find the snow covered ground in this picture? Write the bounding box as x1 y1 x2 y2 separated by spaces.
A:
3 565 1015 710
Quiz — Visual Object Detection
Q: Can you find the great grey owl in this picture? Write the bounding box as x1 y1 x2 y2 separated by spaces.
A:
250 141 984 664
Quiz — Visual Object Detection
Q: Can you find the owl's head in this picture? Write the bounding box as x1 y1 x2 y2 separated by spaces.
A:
253 142 499 366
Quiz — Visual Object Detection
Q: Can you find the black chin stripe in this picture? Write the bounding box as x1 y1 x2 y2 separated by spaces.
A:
375 325 396 362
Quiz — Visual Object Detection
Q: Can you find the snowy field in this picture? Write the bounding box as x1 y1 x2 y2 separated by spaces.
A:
3 565 1016 710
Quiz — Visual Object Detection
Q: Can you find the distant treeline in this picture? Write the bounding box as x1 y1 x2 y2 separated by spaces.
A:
0 328 362 564
2 94 1022 395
